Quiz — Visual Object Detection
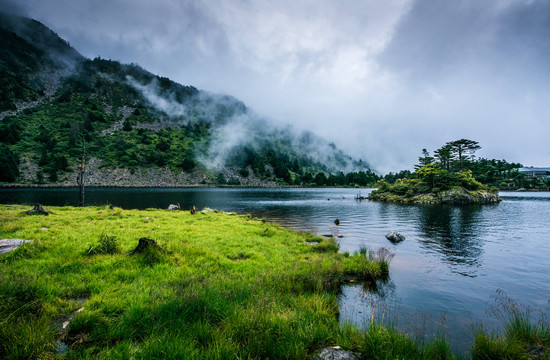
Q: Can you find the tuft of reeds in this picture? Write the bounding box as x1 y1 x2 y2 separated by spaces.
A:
472 289 550 359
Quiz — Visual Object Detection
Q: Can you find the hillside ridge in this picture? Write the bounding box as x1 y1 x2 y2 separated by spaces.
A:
0 12 378 187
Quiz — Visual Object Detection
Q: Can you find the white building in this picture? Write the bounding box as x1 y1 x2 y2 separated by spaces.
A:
518 167 550 178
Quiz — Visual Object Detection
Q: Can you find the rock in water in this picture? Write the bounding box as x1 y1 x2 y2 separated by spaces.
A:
385 231 405 243
334 218 340 225
311 346 358 360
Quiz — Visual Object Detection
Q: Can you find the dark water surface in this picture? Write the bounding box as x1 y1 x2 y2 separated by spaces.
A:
1 187 549 354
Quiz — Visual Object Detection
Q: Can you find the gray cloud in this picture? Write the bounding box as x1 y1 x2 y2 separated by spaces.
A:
0 0 28 16
11 0 550 172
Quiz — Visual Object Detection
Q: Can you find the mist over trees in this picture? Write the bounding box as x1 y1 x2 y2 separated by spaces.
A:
0 13 378 186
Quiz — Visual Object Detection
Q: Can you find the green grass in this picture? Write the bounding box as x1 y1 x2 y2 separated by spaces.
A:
2 205 547 359
0 204 389 359
471 292 550 360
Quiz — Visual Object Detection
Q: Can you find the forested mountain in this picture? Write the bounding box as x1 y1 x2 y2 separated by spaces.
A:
0 12 377 186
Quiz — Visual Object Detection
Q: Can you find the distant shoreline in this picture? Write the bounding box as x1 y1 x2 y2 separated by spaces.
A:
0 184 547 191
0 184 285 189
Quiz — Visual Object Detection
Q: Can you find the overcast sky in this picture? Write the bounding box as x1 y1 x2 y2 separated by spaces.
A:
4 0 550 173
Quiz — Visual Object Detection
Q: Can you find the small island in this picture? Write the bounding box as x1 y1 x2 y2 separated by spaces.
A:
369 139 501 205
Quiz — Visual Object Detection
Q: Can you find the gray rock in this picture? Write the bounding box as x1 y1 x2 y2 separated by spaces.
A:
167 204 180 211
311 346 358 360
0 239 33 254
385 231 405 243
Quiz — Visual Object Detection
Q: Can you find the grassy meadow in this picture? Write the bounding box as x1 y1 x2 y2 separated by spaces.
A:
1 204 548 359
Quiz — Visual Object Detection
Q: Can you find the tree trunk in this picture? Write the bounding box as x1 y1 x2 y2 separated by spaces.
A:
128 237 162 255
25 203 51 215
78 139 86 207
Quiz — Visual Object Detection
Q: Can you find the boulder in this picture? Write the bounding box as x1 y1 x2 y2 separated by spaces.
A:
385 231 405 243
311 346 358 360
0 239 32 254
167 203 180 211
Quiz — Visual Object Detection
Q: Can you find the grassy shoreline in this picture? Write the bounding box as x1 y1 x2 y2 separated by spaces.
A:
0 204 389 359
1 205 548 359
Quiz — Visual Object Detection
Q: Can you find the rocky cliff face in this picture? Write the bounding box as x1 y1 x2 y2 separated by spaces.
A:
18 157 278 187
368 186 501 205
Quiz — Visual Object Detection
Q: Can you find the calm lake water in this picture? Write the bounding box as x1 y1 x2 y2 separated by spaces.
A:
1 187 549 354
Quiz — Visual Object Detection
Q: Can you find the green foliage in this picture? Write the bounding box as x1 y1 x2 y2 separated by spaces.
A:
379 139 532 194
0 145 19 182
85 233 119 255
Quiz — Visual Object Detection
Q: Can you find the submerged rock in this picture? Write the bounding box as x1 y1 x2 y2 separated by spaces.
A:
385 231 405 243
311 346 359 360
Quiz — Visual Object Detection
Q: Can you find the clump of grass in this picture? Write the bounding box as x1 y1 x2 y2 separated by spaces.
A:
472 290 550 359
338 323 458 359
341 247 393 279
368 247 394 274
85 233 119 255
312 236 340 253
134 243 166 266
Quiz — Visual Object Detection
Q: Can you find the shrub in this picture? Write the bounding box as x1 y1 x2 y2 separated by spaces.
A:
86 234 119 255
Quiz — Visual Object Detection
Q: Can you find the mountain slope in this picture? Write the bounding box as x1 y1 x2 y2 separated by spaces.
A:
0 12 377 186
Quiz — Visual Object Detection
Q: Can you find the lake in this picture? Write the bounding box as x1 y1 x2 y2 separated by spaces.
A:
1 187 549 354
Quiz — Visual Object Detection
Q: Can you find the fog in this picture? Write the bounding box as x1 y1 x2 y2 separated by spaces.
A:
4 0 550 173
127 76 366 172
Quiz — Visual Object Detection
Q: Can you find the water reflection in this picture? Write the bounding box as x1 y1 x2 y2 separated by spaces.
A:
339 277 398 328
415 205 485 274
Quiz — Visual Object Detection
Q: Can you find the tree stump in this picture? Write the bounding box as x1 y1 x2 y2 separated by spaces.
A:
24 203 51 216
128 237 162 255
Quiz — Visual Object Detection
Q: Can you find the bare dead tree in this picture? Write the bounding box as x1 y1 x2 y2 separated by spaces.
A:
77 138 86 207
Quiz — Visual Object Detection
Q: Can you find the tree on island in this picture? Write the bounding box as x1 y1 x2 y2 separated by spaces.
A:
447 139 481 170
415 148 434 170
434 144 454 171
374 139 491 201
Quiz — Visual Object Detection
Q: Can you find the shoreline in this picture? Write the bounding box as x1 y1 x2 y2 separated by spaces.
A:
1 184 547 191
